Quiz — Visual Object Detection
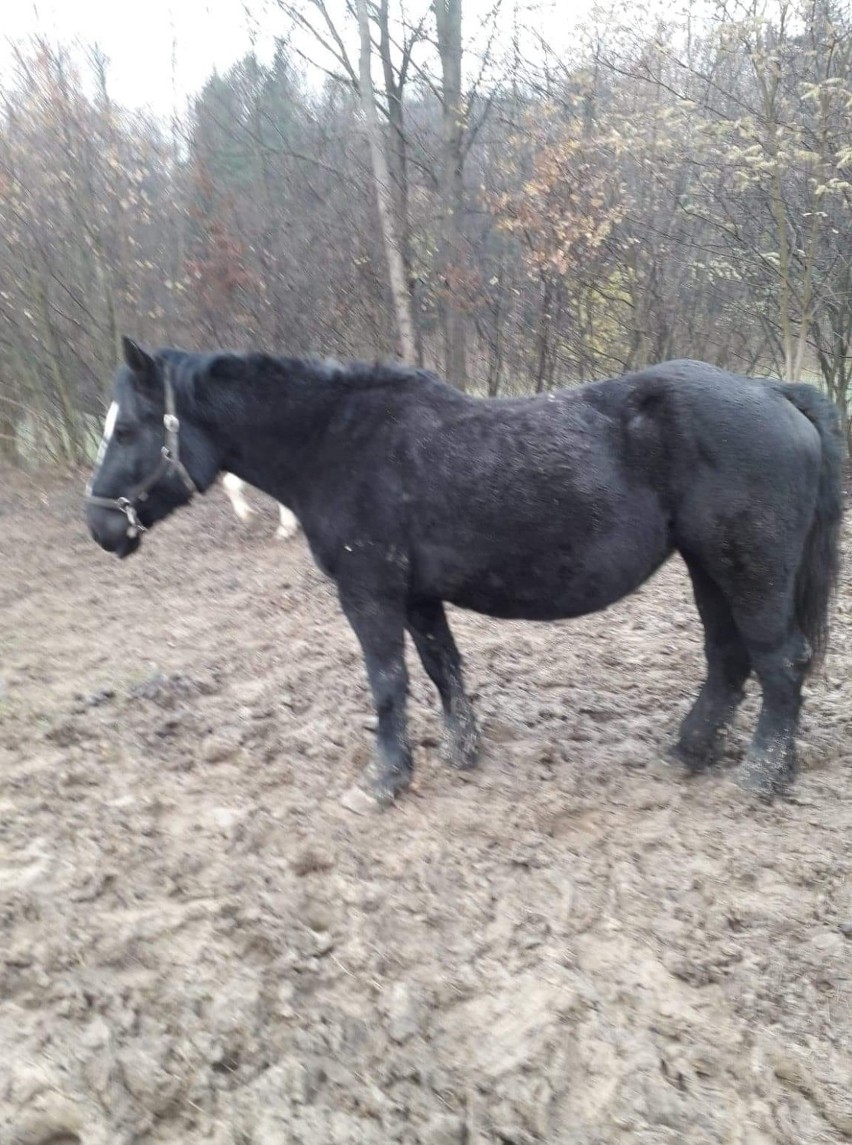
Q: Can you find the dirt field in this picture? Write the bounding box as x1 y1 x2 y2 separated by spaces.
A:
1 467 850 1145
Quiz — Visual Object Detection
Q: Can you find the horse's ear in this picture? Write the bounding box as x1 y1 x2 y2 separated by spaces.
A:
121 336 161 399
122 336 154 375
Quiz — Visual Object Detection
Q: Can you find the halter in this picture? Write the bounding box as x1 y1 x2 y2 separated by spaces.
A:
85 366 198 538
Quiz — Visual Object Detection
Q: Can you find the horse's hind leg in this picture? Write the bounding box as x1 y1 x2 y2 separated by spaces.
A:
731 602 811 797
674 556 751 771
682 545 810 795
406 600 480 770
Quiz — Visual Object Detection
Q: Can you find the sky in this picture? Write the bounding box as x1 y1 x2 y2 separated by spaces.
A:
1 0 606 120
3 0 284 117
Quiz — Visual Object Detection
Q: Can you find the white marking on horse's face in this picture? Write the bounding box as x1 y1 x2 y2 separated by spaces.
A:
95 402 119 466
86 401 119 494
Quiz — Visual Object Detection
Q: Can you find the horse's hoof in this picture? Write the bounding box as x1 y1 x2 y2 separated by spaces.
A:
735 758 792 800
669 740 715 775
366 765 412 806
443 747 480 771
443 722 481 771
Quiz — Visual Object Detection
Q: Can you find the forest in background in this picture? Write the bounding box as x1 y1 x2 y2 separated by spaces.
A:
0 0 850 464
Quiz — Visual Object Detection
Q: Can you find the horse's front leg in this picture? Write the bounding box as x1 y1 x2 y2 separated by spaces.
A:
340 588 412 804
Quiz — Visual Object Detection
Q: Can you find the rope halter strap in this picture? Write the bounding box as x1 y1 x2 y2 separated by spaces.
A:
85 365 198 537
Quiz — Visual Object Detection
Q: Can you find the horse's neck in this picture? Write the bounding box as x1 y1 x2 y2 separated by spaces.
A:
208 367 335 504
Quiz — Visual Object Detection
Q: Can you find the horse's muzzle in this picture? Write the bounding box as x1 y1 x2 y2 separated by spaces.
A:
86 506 143 558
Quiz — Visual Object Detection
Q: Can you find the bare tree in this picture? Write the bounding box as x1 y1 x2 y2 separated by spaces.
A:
434 0 468 386
357 0 417 361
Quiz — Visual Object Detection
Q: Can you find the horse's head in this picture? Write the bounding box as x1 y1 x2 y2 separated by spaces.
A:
85 337 217 557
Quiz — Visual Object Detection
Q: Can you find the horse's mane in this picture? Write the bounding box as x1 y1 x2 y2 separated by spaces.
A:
155 347 450 400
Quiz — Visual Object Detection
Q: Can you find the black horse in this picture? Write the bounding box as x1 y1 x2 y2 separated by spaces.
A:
86 338 844 803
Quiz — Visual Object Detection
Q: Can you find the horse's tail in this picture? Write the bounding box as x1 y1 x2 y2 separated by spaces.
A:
782 383 845 667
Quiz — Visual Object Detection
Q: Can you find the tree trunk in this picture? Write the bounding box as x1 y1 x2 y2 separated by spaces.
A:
434 0 468 388
377 0 422 365
355 0 416 363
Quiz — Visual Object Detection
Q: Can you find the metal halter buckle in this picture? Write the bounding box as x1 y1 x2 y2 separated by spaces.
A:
117 498 146 536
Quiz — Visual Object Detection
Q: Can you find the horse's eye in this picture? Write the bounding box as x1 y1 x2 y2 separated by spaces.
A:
114 425 135 445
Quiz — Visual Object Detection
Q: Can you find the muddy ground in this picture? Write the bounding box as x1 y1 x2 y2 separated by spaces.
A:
0 467 850 1145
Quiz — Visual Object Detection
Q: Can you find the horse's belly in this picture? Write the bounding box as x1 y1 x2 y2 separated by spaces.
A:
447 569 635 619
410 482 672 620
416 503 673 618
432 542 671 621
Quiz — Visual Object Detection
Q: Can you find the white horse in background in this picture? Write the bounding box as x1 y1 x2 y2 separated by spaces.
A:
221 473 300 540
